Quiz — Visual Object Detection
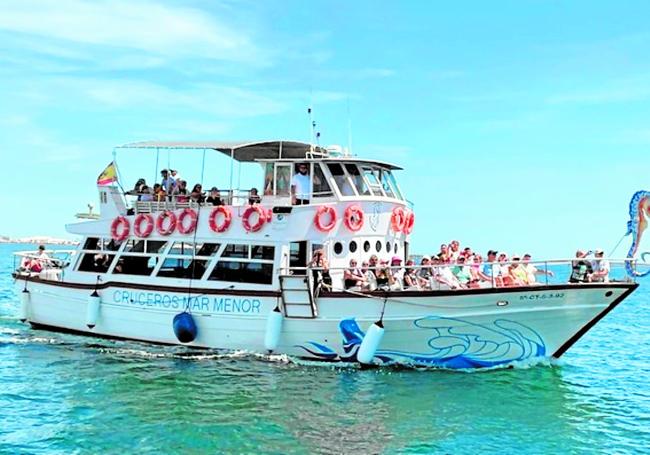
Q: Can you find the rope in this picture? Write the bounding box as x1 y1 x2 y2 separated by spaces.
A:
609 232 629 257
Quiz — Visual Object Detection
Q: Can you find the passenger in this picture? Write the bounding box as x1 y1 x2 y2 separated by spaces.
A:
569 250 593 283
291 163 311 205
172 180 189 203
170 169 181 182
139 185 154 202
126 178 146 199
390 256 405 290
190 184 205 204
434 256 462 289
205 187 223 206
589 249 610 283
438 244 450 263
470 254 491 287
375 259 392 289
403 260 421 289
153 184 167 202
343 259 366 289
451 256 472 288
361 260 377 290
483 250 503 287
248 187 261 205
309 249 331 287
160 169 175 193
507 255 528 286
522 253 554 284
417 256 433 288
449 240 461 260
497 253 511 286
22 245 49 273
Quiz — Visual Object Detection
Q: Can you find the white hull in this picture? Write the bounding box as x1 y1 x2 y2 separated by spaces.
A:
15 276 637 369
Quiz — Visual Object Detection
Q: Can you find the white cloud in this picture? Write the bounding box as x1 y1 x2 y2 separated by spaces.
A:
0 0 265 64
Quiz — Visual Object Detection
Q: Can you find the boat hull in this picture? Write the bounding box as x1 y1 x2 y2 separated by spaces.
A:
14 275 637 368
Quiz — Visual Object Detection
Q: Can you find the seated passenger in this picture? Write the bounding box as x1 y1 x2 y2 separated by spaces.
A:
403 260 420 289
153 184 167 202
506 255 528 286
248 187 261 205
451 256 472 288
589 249 610 282
344 259 366 289
569 250 593 283
190 184 205 204
375 259 392 289
390 256 405 290
205 187 223 206
139 185 154 202
431 256 461 289
172 180 189 203
522 253 553 284
470 254 491 287
126 178 146 199
361 260 377 290
417 256 433 288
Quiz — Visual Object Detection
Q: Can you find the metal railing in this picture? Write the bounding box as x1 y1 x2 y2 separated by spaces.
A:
13 249 76 281
294 258 638 293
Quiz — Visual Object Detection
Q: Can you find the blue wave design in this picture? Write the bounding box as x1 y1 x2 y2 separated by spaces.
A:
625 190 650 277
295 317 546 368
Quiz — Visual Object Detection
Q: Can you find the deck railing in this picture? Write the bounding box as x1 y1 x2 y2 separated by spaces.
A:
295 259 638 293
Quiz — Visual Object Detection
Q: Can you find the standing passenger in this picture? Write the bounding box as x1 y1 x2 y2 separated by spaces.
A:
291 163 311 205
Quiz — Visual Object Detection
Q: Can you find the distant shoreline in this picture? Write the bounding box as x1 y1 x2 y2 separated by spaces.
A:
0 236 78 246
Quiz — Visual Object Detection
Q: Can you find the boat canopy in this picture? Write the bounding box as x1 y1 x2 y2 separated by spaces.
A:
119 140 327 162
118 140 402 170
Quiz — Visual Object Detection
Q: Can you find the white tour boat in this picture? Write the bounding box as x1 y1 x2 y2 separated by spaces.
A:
13 140 639 369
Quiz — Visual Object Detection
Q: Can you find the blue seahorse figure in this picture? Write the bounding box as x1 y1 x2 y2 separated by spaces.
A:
624 190 650 277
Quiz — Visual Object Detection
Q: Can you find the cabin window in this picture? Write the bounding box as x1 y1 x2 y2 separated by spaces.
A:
263 163 274 195
146 241 168 254
378 169 396 198
276 164 291 196
170 242 220 257
223 244 249 258
156 258 208 279
385 171 404 200
208 262 274 285
113 255 155 276
344 164 370 196
349 241 358 253
251 245 275 260
375 241 382 252
124 239 146 253
77 253 115 273
82 237 120 251
313 164 333 198
334 242 343 255
363 241 371 252
327 163 356 196
361 167 384 196
386 241 391 253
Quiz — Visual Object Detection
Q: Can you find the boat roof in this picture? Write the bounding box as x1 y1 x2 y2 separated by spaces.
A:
118 140 402 170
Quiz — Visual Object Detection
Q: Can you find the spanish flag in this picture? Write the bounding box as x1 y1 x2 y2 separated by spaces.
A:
97 162 118 185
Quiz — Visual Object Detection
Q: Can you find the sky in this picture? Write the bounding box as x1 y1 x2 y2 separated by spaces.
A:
0 0 649 258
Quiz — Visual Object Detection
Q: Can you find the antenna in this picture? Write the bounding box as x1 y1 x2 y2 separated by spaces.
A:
308 106 315 154
347 97 352 156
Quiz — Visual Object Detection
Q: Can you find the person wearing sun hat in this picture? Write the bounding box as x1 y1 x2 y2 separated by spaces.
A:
390 256 405 290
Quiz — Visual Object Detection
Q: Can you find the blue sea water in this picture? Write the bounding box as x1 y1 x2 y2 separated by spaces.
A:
1 243 649 454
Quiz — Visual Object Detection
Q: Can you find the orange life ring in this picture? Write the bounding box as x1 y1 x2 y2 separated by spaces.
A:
177 208 198 235
133 214 154 238
156 210 177 236
403 210 415 235
110 216 130 241
314 206 337 232
242 205 266 233
390 207 406 232
208 206 232 233
344 205 364 232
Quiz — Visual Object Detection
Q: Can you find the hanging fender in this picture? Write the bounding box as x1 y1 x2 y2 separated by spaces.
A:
110 216 130 241
242 206 266 233
357 320 385 365
156 210 177 236
133 213 154 238
177 208 198 235
344 205 364 232
208 206 232 233
314 206 337 232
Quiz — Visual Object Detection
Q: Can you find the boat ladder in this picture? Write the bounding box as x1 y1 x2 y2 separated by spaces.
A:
278 274 318 319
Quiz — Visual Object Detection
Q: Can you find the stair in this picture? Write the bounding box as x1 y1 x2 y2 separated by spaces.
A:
279 274 318 319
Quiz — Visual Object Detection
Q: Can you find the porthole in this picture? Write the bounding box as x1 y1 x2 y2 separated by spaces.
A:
394 243 399 253
349 241 358 253
386 241 391 253
334 242 343 255
605 291 613 297
363 241 370 252
376 241 382 252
